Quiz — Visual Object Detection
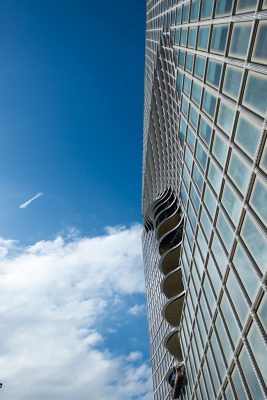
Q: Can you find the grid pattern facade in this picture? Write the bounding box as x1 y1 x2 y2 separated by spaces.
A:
142 1 267 399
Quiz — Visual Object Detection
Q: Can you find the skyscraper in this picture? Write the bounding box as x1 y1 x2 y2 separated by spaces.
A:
142 1 267 399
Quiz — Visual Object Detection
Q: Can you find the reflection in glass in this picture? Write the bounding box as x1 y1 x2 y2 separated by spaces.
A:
203 90 217 117
241 213 267 274
216 211 234 251
231 366 247 399
243 71 267 116
215 313 233 364
222 182 242 225
250 177 267 225
217 102 235 136
198 26 210 50
207 255 221 296
229 22 252 59
233 244 259 301
192 81 202 105
211 234 227 274
201 0 214 19
220 294 240 344
212 132 228 167
194 55 206 79
193 163 204 192
239 346 266 399
208 159 222 194
180 27 188 46
215 0 233 16
252 21 267 63
257 295 267 331
211 25 229 54
190 0 199 21
187 126 196 150
236 0 257 12
223 65 242 99
247 323 267 385
186 52 194 72
260 138 267 174
188 27 197 48
226 269 249 324
199 117 212 145
234 114 261 158
206 59 222 88
204 183 217 216
196 143 208 171
228 151 250 194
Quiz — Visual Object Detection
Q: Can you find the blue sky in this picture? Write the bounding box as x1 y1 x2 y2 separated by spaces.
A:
0 0 145 242
0 2 151 399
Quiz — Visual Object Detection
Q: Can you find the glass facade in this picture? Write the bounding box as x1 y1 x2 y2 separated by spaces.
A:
143 1 267 399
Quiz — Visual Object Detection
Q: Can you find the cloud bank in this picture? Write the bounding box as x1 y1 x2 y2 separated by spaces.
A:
19 192 43 209
0 224 152 400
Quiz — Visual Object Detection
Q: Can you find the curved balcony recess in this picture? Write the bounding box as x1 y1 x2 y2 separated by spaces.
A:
160 243 182 275
152 188 171 213
158 223 183 256
161 268 184 299
164 328 183 360
162 291 185 327
153 192 175 221
156 210 181 241
155 199 178 228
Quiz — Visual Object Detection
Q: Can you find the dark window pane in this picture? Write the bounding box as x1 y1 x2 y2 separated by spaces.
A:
211 25 229 54
229 22 252 59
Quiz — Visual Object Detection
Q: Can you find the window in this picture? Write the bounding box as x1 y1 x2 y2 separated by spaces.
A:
211 234 228 274
191 184 201 212
215 313 233 364
201 0 214 19
180 28 188 46
184 76 192 96
257 295 267 331
177 72 184 98
186 52 194 73
194 55 206 79
179 50 185 68
196 143 208 171
228 151 251 195
215 0 233 16
239 346 266 399
250 176 267 225
220 294 240 344
243 71 267 116
185 146 193 170
247 323 267 385
231 366 247 399
189 106 199 130
252 21 267 63
188 27 197 48
222 182 242 225
226 269 249 324
208 159 223 194
190 0 199 21
234 114 261 158
201 207 212 241
217 101 235 136
206 59 222 88
187 126 196 150
212 131 228 167
207 255 221 296
222 65 242 100
198 26 210 50
191 81 202 105
179 117 186 143
236 0 257 13
216 210 234 251
193 163 204 192
260 138 267 174
203 90 217 118
175 28 180 45
199 117 212 145
211 24 229 54
182 3 190 23
229 22 252 59
204 182 217 216
233 244 259 301
182 96 189 116
241 213 267 274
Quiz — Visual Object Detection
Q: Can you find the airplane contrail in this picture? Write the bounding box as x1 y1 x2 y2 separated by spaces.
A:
19 192 43 209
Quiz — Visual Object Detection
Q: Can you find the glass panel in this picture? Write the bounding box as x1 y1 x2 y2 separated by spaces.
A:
192 81 202 105
193 163 204 192
204 184 217 217
229 22 252 59
206 347 220 395
260 138 267 174
257 294 267 331
228 151 251 195
211 234 228 275
216 210 234 251
236 0 257 12
221 181 242 226
198 26 210 50
194 55 206 79
210 332 226 381
223 65 242 100
217 101 235 136
233 244 259 301
191 184 201 213
188 27 197 48
212 131 228 167
207 255 221 296
206 59 222 88
215 0 233 16
220 294 240 345
182 3 190 23
199 117 212 146
200 207 212 241
177 72 184 98
181 27 188 46
241 213 267 274
252 21 267 63
187 126 196 150
201 0 214 19
189 106 199 129
179 50 185 68
208 159 222 194
203 90 217 118
197 227 208 259
231 366 247 399
225 383 235 400
183 164 190 191
215 313 233 364
250 176 267 225
185 146 193 170
196 142 208 171
239 346 266 400
210 25 229 55
179 117 186 143
247 323 267 385
243 71 267 116
226 269 249 324
234 114 261 158
191 0 200 21
182 96 189 116
184 76 192 96
186 52 194 73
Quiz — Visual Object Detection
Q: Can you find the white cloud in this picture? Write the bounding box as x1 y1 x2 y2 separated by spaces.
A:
126 351 143 362
0 224 152 400
128 304 146 316
19 192 43 209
